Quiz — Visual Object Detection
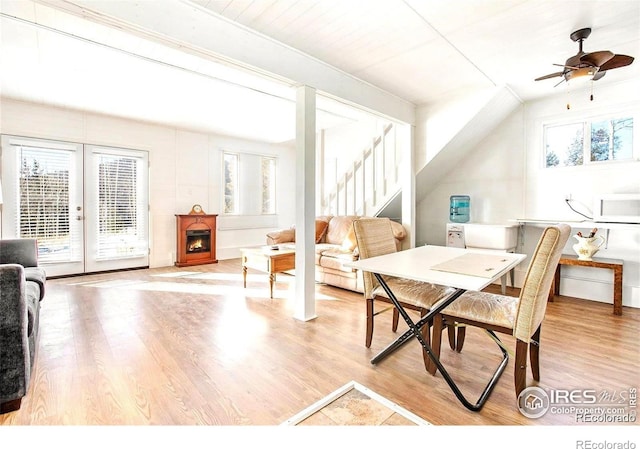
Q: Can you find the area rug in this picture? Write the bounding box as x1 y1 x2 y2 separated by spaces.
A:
282 381 430 426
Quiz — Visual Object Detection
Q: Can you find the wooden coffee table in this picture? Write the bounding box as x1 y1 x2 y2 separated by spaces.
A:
241 246 296 298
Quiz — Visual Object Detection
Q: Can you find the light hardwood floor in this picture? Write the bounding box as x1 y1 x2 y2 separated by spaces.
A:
1 258 638 427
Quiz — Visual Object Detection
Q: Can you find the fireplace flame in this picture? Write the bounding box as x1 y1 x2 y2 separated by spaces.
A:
188 239 204 252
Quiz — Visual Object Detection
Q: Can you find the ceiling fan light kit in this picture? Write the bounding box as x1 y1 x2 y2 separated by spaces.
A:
534 27 634 109
565 67 596 83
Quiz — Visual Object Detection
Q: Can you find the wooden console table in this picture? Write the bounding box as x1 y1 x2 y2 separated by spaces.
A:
548 254 623 315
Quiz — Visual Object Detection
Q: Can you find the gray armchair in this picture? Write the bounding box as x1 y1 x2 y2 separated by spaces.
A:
0 238 46 414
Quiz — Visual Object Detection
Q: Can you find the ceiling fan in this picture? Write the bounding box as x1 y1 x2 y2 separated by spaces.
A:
535 27 634 86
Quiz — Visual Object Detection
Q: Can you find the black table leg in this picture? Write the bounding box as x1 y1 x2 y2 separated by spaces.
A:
370 273 509 412
370 274 465 365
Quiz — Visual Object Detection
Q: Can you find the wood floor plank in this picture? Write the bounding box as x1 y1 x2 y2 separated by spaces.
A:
1 259 638 428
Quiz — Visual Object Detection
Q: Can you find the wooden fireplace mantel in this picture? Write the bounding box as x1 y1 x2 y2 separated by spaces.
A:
175 214 218 267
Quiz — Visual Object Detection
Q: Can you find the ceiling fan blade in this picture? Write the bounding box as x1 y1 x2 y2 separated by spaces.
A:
580 50 614 67
535 71 564 81
592 71 606 81
553 63 580 70
598 54 635 71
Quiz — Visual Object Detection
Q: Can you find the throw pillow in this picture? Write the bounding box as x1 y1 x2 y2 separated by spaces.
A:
315 220 329 243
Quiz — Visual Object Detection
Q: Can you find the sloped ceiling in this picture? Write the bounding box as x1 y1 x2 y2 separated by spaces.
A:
1 0 639 142
195 0 640 104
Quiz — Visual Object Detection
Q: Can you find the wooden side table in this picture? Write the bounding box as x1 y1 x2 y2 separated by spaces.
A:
549 254 623 315
241 247 296 299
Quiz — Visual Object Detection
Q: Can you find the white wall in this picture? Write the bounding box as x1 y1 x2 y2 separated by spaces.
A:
414 87 502 171
0 98 296 267
415 108 526 246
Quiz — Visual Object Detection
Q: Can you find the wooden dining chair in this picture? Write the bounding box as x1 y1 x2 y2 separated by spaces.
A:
352 218 455 366
429 224 571 401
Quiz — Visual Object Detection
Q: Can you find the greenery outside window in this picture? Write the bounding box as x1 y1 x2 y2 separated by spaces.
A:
261 157 276 214
223 152 238 214
544 116 633 168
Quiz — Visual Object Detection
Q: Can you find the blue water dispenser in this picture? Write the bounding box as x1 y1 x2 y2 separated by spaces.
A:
450 195 470 223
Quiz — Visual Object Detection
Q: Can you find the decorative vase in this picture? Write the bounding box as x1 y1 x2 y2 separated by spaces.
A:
572 234 605 261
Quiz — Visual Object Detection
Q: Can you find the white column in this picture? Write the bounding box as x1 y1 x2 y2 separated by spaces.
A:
294 85 317 321
402 124 416 248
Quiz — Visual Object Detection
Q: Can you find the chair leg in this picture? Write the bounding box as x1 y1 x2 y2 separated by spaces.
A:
366 298 374 348
428 314 445 376
447 324 456 350
514 339 528 397
456 325 466 353
391 307 400 332
421 319 435 374
530 325 541 381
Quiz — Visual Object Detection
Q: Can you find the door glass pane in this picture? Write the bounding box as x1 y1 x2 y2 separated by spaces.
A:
95 152 148 260
18 146 81 263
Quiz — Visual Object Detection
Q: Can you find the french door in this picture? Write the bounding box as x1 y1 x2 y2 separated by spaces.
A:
1 135 149 276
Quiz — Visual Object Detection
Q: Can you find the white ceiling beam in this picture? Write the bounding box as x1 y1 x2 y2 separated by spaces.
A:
40 0 415 124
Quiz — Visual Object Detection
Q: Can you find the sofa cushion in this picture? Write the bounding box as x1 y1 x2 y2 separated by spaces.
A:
25 267 46 301
314 243 336 265
325 215 360 245
321 247 358 262
319 247 358 273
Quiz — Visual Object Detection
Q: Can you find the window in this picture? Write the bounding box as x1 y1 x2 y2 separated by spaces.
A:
590 118 633 162
222 151 276 216
17 144 77 263
261 156 276 214
544 116 634 168
223 152 238 214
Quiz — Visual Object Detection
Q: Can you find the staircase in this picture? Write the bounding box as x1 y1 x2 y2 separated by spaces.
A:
320 86 522 222
320 122 402 218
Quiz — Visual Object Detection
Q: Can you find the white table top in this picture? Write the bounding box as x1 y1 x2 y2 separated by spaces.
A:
346 245 527 291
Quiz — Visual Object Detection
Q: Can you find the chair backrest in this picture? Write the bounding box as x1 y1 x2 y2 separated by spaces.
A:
352 218 398 299
514 224 571 342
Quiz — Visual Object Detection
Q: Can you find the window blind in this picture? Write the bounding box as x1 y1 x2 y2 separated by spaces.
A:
94 152 147 260
17 145 81 263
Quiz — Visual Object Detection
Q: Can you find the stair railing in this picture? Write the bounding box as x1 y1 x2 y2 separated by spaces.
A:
321 123 400 217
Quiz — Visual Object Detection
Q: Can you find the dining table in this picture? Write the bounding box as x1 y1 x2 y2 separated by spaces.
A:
346 244 527 411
